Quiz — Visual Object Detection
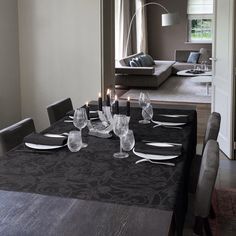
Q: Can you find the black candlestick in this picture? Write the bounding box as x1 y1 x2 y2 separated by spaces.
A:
106 94 110 106
115 100 119 114
98 95 102 111
127 100 130 116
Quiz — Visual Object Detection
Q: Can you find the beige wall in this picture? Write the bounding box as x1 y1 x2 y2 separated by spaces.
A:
0 0 21 129
18 0 101 130
146 0 212 60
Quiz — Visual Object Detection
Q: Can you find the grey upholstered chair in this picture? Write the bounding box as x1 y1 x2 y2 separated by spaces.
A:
0 118 36 156
189 112 221 193
193 140 219 235
47 98 73 125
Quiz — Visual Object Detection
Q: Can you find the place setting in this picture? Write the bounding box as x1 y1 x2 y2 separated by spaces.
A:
138 91 189 129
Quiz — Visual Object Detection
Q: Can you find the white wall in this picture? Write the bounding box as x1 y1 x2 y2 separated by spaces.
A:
18 0 101 130
0 0 21 129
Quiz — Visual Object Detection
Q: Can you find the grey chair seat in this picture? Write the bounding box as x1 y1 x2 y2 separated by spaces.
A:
47 98 73 125
0 118 35 156
189 112 221 193
193 140 219 235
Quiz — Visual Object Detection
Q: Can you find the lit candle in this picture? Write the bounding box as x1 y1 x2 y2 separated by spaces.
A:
86 101 90 120
115 95 119 114
106 89 110 106
98 92 102 111
127 97 130 116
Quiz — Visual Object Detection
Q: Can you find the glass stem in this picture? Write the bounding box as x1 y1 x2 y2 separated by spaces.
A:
120 137 122 154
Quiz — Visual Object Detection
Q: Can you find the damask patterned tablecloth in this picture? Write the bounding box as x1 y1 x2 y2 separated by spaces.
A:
0 106 196 232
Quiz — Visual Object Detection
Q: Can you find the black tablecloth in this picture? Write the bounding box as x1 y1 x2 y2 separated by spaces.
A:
0 106 196 235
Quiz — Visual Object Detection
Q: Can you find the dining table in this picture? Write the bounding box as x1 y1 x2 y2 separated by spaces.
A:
0 103 197 236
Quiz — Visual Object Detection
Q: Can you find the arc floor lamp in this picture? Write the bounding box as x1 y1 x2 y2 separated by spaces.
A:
125 2 179 56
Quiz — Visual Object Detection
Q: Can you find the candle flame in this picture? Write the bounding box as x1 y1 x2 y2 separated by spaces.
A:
86 101 89 106
107 89 110 95
128 97 130 101
115 95 118 100
98 92 101 97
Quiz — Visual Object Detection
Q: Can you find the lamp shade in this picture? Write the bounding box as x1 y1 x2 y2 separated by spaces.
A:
161 13 179 26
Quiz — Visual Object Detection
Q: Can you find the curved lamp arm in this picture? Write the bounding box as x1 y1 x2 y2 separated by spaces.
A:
125 2 173 57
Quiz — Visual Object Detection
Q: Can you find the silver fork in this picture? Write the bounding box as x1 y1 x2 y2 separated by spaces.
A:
135 158 175 166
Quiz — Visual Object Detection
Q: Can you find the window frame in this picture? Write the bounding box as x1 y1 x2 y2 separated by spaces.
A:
187 14 213 43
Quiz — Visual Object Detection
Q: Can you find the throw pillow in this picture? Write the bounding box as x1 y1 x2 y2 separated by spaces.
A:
187 52 200 64
199 48 209 63
130 57 142 67
139 54 155 67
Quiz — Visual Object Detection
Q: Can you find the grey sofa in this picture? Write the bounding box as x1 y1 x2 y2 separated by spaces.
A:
115 49 211 88
172 49 212 74
115 53 175 88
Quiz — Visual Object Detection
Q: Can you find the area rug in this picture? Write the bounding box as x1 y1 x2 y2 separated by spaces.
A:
210 188 236 236
120 76 211 104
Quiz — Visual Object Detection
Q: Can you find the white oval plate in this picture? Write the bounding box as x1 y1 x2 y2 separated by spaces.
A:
133 149 178 160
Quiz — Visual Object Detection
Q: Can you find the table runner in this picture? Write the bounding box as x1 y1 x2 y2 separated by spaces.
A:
0 106 196 233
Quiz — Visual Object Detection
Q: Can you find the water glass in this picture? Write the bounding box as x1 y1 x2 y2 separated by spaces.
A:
113 114 129 158
139 92 150 108
73 108 88 148
121 130 135 152
139 104 153 124
67 131 82 152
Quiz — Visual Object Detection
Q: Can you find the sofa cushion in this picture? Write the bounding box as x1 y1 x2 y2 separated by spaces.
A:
187 52 200 63
139 54 155 67
119 52 144 66
199 48 210 63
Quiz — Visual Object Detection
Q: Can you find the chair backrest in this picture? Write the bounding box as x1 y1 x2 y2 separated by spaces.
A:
0 118 36 155
203 112 221 154
194 140 219 218
47 98 73 125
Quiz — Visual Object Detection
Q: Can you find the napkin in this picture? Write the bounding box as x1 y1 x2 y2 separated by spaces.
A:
24 133 67 146
134 142 182 156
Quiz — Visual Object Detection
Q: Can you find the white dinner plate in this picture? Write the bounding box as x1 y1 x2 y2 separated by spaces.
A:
133 149 178 160
152 120 186 126
158 114 188 118
146 142 174 147
25 143 66 150
25 134 67 150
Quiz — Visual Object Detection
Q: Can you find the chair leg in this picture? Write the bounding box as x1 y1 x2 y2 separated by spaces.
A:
193 216 204 235
209 204 216 219
204 218 213 236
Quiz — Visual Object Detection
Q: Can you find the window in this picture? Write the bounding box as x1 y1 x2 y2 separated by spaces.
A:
187 0 213 43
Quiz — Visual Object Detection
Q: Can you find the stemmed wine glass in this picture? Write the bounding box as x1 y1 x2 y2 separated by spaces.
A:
121 130 135 156
141 104 153 124
73 108 88 148
138 92 151 123
113 114 129 158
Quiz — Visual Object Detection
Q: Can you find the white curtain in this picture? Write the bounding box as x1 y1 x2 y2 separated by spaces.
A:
136 0 148 54
115 0 147 60
187 0 213 14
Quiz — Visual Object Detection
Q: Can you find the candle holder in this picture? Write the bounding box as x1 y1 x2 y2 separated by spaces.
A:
88 106 113 139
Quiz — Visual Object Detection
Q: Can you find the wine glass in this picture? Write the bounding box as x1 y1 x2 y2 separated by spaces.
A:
113 114 129 158
141 104 153 124
139 92 150 108
139 92 151 123
67 131 82 152
73 108 88 148
121 130 135 154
